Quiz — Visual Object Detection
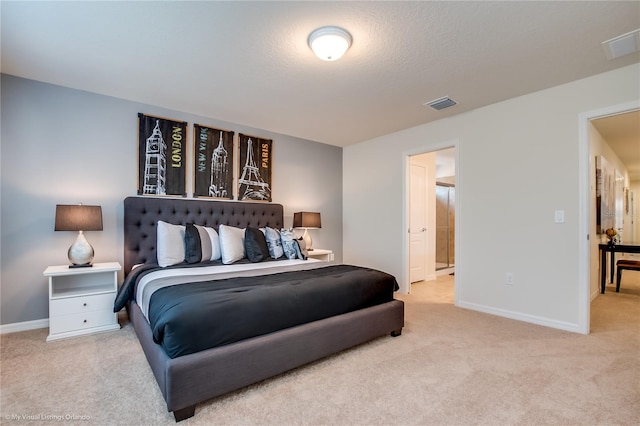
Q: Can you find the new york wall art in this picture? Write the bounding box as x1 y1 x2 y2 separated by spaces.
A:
193 124 234 199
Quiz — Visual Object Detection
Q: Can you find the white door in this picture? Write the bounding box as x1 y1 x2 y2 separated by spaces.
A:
410 163 427 283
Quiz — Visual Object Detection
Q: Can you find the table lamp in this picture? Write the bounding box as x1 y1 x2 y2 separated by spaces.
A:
293 212 321 251
55 204 103 267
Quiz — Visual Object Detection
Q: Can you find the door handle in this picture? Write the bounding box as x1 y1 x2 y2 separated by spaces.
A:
409 228 427 233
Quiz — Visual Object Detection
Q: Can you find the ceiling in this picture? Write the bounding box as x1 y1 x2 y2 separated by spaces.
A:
1 1 639 148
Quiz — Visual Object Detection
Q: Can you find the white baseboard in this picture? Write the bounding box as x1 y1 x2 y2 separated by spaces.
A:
457 300 582 334
0 318 48 334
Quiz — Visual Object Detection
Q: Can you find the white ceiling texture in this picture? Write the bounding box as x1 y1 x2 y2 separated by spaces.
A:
2 1 639 160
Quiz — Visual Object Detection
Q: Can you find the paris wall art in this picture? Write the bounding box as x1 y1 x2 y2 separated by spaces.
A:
237 133 272 202
193 124 234 200
137 113 187 197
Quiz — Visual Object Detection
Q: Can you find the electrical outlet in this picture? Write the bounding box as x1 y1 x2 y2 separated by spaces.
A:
505 272 514 286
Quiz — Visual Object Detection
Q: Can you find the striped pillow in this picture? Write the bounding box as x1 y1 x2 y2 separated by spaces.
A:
184 223 221 263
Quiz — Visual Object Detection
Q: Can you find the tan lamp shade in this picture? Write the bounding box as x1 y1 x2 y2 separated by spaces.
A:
293 212 321 229
55 205 103 231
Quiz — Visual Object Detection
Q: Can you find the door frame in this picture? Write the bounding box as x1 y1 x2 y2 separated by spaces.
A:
578 100 640 334
402 139 459 297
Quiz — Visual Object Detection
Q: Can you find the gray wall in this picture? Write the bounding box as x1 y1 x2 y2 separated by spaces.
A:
0 74 342 325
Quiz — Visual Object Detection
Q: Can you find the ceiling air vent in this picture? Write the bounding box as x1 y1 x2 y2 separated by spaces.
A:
602 29 640 60
425 97 457 111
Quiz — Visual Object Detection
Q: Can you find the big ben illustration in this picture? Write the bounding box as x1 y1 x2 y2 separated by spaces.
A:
143 120 167 195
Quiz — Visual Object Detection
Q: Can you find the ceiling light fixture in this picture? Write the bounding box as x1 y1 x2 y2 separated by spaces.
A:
308 26 352 61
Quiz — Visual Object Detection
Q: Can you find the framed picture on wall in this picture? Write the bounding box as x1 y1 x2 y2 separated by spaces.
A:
595 155 615 234
193 124 234 199
137 113 187 197
237 133 272 202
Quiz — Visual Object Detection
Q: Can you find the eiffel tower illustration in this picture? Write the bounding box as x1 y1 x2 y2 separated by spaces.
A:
142 120 167 195
239 138 271 200
208 131 229 198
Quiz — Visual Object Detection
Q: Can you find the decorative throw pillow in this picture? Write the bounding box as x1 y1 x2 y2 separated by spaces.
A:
280 228 298 260
264 227 284 259
244 227 270 263
184 224 221 263
184 223 202 264
184 223 216 263
157 220 185 267
219 224 245 264
295 237 308 260
195 225 213 261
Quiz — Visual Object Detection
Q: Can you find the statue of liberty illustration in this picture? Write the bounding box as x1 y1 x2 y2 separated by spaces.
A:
208 131 229 198
239 138 271 200
142 120 167 195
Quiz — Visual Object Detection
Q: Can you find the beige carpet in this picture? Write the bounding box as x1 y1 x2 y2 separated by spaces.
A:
1 272 638 426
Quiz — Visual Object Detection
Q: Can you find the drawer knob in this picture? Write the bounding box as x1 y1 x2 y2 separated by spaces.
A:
83 319 87 323
83 303 87 307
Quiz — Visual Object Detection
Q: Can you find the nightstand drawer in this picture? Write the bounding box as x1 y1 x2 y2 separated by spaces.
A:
44 262 121 342
50 293 115 317
49 309 117 335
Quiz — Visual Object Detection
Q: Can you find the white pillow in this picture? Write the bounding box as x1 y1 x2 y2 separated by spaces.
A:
218 224 245 264
204 227 222 261
157 220 185 267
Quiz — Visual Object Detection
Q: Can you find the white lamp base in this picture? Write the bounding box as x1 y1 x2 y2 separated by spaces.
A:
68 231 95 267
302 228 313 251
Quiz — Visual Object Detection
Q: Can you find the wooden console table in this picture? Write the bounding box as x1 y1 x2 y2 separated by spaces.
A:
598 242 640 294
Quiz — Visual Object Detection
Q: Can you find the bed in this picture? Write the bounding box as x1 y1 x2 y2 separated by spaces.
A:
118 196 404 421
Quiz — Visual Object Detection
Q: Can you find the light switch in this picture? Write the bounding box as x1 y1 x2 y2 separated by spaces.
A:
555 210 565 223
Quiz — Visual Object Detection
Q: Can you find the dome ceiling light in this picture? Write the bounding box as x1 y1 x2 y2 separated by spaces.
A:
308 26 352 61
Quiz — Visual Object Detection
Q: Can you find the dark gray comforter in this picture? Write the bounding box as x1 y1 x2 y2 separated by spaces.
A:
115 262 399 358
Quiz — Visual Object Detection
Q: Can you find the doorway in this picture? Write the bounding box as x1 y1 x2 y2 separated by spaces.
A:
580 101 640 334
406 146 457 293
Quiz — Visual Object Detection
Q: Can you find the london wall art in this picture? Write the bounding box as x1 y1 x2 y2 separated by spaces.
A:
137 113 187 197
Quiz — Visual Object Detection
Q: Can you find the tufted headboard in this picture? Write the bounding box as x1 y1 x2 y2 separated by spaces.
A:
123 196 284 276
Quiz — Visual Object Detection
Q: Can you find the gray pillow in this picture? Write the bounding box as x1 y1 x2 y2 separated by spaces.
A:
244 227 270 263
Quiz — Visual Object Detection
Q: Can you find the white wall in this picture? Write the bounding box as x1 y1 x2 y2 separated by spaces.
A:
343 64 640 333
1 74 343 326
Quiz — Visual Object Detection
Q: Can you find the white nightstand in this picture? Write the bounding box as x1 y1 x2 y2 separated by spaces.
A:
43 262 121 342
307 249 334 262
